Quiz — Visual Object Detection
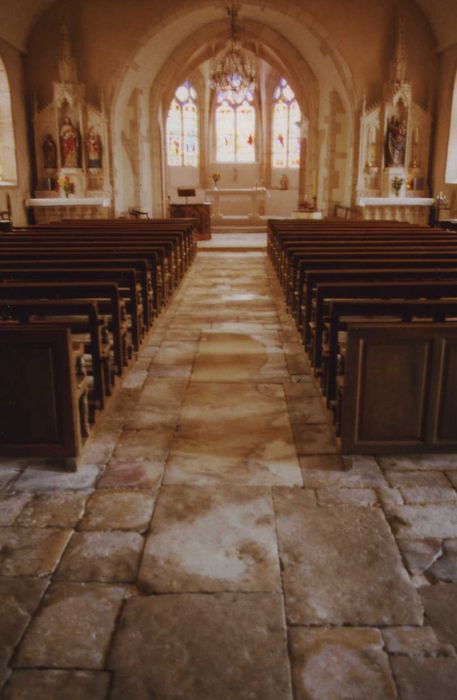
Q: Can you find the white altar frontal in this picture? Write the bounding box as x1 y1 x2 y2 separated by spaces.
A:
205 188 267 223
356 196 434 225
26 197 112 223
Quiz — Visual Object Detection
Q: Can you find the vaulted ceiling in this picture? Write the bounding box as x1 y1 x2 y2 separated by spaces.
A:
0 0 455 53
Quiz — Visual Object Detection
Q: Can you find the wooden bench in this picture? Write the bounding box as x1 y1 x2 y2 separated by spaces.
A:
323 298 457 406
339 322 457 454
310 280 457 371
0 325 89 469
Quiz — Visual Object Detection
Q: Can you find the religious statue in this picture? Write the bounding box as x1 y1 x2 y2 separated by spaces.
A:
385 115 406 167
60 116 79 168
42 134 57 169
86 127 102 168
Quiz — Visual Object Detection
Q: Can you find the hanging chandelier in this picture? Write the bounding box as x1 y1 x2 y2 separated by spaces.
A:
209 4 256 94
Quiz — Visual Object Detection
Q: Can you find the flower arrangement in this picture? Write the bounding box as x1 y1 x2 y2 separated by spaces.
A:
211 172 221 187
56 175 74 198
391 176 404 197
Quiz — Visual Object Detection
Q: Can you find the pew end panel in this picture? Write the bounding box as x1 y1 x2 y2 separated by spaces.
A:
340 323 457 455
0 325 86 468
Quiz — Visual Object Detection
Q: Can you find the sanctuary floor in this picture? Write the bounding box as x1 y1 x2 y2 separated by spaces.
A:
1 246 457 698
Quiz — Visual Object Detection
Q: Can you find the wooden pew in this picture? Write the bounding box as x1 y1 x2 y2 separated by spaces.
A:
339 322 457 454
0 282 127 374
0 268 143 350
310 280 457 371
323 298 457 406
0 325 89 469
1 299 111 414
301 266 457 341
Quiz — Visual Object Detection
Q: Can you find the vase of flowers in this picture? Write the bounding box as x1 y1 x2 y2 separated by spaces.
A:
57 175 74 198
211 172 221 189
391 176 404 197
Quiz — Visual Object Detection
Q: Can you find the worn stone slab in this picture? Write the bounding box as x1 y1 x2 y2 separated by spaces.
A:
97 428 171 489
446 472 457 488
148 340 198 378
108 428 174 467
300 456 386 488
108 593 292 700
125 378 187 430
2 670 111 699
419 583 457 650
273 493 423 625
385 470 457 503
80 490 155 531
289 627 396 700
398 539 442 575
428 540 457 583
0 494 31 526
55 531 143 582
0 578 48 667
16 582 125 669
13 463 101 492
386 505 457 539
386 470 452 488
96 460 163 490
377 487 403 506
293 423 338 455
138 486 281 593
400 487 457 504
78 428 121 468
0 529 73 577
16 491 90 528
378 455 457 471
0 462 26 490
316 487 377 507
299 454 345 471
164 383 302 486
192 331 289 382
382 626 456 657
391 657 457 700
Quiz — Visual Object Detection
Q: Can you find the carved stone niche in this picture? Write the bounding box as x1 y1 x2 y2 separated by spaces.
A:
356 18 431 203
32 23 111 204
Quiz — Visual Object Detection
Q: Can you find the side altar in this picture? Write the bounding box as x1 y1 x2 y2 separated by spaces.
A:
29 24 112 222
355 20 432 224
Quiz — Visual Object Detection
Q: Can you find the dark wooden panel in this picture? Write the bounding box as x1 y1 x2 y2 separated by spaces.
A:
437 340 457 441
357 339 431 443
0 344 59 444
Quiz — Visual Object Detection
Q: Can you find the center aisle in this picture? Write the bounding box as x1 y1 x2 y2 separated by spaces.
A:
7 246 452 699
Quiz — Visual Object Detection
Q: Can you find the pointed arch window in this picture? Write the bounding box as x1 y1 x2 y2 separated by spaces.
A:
445 70 457 184
0 57 17 184
215 84 255 163
166 81 199 167
272 78 301 169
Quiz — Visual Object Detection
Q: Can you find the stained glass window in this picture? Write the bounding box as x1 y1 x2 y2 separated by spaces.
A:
272 78 301 169
215 85 255 163
166 81 199 167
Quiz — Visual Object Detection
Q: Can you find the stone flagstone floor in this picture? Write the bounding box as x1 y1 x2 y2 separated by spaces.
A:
1 248 457 699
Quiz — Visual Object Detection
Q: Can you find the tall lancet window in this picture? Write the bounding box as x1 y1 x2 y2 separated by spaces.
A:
0 57 17 184
215 82 255 163
166 81 199 167
272 78 301 169
445 70 457 184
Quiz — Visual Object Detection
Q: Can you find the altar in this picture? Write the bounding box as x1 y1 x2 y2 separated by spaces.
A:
205 187 267 223
355 196 434 225
26 197 112 223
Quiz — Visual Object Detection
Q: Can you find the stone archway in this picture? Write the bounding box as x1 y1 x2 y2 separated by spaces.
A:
110 2 356 217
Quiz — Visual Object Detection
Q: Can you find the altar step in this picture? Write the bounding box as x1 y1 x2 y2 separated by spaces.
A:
212 224 266 233
198 233 267 252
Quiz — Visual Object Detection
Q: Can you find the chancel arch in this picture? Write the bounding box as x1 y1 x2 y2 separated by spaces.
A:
110 4 353 217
